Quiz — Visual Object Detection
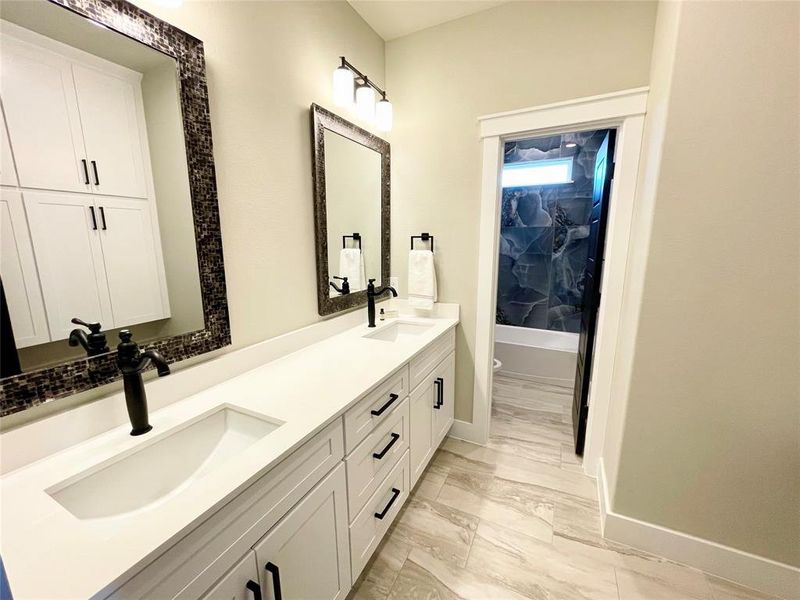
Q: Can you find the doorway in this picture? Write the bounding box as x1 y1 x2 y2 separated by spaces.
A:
492 128 616 455
451 88 648 477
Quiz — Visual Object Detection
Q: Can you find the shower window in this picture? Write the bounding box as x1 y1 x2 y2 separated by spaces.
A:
496 129 610 333
502 157 573 187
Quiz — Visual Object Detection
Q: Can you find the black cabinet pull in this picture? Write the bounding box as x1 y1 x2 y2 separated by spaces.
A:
99 206 107 230
264 562 282 600
245 579 262 600
437 377 444 407
81 159 90 184
433 380 441 409
373 432 400 460
89 206 98 230
91 160 99 185
370 393 399 417
374 487 401 520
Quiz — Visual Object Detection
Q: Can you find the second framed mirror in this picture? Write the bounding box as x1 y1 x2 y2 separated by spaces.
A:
310 103 390 316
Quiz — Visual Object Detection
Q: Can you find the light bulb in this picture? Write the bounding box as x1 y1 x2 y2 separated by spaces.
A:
333 66 354 107
375 97 393 131
355 82 375 121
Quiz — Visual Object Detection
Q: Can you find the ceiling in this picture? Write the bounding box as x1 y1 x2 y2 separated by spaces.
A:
348 1 508 41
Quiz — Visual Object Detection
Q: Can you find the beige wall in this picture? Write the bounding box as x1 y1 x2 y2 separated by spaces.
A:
385 1 657 420
606 0 800 566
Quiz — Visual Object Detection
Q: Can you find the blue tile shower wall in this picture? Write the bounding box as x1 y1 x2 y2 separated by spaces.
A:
496 129 609 333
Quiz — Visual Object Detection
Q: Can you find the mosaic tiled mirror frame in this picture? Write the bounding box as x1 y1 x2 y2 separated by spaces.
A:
0 0 231 417
310 103 391 316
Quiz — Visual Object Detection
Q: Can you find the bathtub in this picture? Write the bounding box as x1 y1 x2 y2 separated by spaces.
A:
493 324 578 387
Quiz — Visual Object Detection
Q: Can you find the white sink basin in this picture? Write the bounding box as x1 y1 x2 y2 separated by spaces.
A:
363 320 434 342
48 406 282 520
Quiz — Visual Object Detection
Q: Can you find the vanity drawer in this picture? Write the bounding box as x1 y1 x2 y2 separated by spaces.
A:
349 450 410 582
345 397 409 520
409 328 455 391
344 366 409 453
110 420 344 600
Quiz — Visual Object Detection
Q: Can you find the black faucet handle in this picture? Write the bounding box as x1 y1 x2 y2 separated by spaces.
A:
71 317 102 333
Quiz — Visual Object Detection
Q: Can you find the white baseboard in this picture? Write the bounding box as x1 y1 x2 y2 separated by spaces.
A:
597 460 800 599
496 369 573 389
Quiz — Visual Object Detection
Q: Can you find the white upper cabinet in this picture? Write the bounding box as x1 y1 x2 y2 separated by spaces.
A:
0 107 18 186
98 196 168 327
0 35 88 193
24 190 112 341
72 65 148 199
0 189 49 347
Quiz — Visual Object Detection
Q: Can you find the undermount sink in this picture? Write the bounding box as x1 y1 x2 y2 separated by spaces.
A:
363 320 434 342
48 406 282 520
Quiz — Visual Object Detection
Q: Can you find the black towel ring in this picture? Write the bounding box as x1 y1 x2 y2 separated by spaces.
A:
410 233 434 253
342 232 362 250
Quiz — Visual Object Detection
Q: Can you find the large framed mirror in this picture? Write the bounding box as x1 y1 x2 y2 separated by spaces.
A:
0 0 229 416
310 104 390 316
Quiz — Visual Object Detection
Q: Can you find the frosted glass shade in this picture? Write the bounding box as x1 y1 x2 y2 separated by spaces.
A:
375 98 393 131
333 67 354 107
355 83 375 120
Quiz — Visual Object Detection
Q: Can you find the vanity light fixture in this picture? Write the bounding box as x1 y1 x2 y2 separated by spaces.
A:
332 56 392 131
564 142 578 148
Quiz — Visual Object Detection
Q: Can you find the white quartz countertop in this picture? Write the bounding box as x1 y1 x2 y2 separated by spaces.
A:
0 314 458 599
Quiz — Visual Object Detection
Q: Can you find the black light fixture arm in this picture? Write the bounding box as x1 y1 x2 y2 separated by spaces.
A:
339 56 388 99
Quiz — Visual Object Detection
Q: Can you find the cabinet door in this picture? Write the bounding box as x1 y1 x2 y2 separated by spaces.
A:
254 463 350 600
410 376 435 487
0 189 50 347
24 191 112 340
96 196 168 327
432 352 456 447
200 552 261 600
72 64 147 199
0 36 89 193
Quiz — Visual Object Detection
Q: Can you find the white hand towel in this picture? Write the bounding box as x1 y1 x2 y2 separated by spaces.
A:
339 248 366 291
408 249 437 310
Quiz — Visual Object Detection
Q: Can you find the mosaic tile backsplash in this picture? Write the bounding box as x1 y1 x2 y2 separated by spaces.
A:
497 129 609 333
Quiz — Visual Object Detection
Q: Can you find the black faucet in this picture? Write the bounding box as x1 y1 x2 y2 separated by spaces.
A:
367 279 397 328
68 318 109 357
330 276 350 295
117 330 170 436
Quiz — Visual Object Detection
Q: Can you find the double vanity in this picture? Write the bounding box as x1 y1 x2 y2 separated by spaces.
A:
0 310 458 598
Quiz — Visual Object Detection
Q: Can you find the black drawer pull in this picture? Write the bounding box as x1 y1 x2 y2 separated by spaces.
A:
89 206 98 230
373 432 400 460
90 160 99 185
264 562 282 600
99 206 107 230
433 380 441 409
436 377 444 407
374 487 401 520
245 579 262 600
81 159 90 184
370 393 399 417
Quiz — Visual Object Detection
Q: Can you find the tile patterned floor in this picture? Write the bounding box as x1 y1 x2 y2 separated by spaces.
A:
348 374 780 600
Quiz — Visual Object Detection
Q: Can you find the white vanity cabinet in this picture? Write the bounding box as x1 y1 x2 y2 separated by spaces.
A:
105 326 457 600
0 22 170 344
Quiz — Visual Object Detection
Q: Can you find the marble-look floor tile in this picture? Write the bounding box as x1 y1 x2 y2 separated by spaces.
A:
436 468 553 542
705 576 782 600
412 462 449 501
388 549 531 600
467 519 620 600
349 535 411 600
439 437 597 499
551 490 603 545
491 408 574 448
560 443 584 473
389 497 479 568
616 565 711 600
487 415 562 465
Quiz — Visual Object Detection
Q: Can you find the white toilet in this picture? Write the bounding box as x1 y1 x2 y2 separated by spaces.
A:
493 358 502 373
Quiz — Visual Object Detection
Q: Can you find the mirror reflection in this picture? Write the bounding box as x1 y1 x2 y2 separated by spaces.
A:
0 0 203 377
324 130 382 297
